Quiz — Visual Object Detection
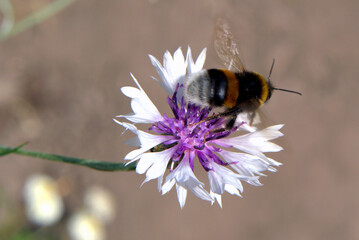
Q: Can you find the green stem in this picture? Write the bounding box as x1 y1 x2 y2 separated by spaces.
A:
0 0 15 38
0 144 136 171
0 0 77 41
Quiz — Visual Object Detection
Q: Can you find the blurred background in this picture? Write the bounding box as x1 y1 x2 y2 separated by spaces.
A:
1 0 359 239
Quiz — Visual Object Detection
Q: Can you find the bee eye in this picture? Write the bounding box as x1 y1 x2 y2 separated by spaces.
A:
249 81 256 87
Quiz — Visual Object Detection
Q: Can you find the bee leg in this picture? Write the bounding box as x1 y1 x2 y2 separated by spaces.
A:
210 116 237 134
191 108 242 129
211 110 242 133
205 108 242 122
225 115 237 130
248 112 256 126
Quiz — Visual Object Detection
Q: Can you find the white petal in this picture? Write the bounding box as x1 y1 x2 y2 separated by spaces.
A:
164 157 201 188
210 191 223 207
219 148 282 186
157 175 164 192
166 48 186 82
121 86 140 98
210 184 242 208
250 124 284 140
163 51 178 93
190 185 214 202
187 47 207 75
143 147 177 182
136 152 158 175
265 157 282 167
149 47 204 97
161 178 176 195
217 124 284 159
113 120 137 133
173 48 186 78
176 184 188 209
125 135 172 161
220 150 270 175
208 172 225 195
208 164 244 195
236 113 260 132
164 48 187 94
163 50 173 73
193 48 207 73
150 50 184 96
185 47 194 75
124 149 146 163
162 153 213 204
224 184 242 196
174 48 185 65
114 121 172 161
125 137 140 147
149 55 172 95
118 74 163 123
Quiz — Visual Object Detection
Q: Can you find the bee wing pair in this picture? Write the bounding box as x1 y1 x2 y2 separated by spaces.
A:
214 19 261 128
214 18 246 73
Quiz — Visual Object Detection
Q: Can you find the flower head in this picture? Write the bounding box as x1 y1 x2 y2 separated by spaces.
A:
67 210 105 240
114 47 283 208
23 174 64 226
84 186 115 224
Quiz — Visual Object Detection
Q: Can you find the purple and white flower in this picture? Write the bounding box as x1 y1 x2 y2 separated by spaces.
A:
114 47 283 208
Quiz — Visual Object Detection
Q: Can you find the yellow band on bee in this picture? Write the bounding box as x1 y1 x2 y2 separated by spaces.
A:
221 69 239 108
255 72 268 105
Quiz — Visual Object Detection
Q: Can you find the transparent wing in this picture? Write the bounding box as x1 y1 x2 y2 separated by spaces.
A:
214 18 245 72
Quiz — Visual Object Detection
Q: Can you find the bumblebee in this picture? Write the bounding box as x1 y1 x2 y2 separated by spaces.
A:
184 19 301 129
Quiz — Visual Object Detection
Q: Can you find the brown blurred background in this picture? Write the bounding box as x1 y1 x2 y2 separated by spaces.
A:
1 0 359 239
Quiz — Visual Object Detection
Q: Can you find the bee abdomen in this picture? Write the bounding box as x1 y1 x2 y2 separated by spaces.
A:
207 69 228 106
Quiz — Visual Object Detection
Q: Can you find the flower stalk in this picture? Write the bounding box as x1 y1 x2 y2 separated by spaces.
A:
0 144 136 171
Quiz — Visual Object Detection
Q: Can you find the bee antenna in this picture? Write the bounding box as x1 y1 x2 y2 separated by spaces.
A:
268 58 302 96
273 87 302 96
268 58 275 82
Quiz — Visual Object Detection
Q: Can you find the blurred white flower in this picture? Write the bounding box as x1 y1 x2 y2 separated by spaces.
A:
67 210 105 240
84 186 115 224
23 174 64 226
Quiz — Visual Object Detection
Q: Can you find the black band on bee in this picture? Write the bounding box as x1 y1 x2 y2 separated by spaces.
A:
207 69 227 106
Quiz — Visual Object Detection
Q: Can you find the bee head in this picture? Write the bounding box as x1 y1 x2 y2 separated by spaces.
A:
265 80 274 103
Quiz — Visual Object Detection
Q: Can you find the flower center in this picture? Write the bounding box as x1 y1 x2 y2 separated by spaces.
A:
149 86 236 171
